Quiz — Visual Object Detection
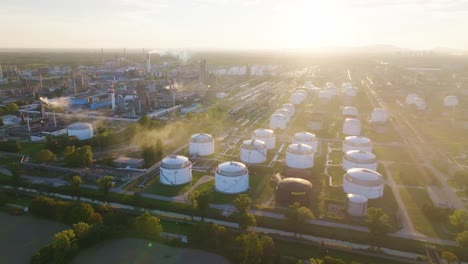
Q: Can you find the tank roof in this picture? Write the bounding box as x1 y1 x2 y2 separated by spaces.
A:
161 155 191 169
271 113 286 119
67 122 93 130
217 161 247 177
278 177 312 190
344 150 377 163
190 133 214 143
345 168 383 186
294 132 317 141
253 128 275 138
344 136 372 146
241 139 266 150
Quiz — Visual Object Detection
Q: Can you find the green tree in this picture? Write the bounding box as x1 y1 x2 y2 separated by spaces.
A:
64 145 94 167
236 232 263 264
52 229 75 249
5 102 19 113
365 207 392 249
234 194 252 213
141 145 156 168
237 211 257 232
442 251 459 264
195 189 210 220
449 210 468 232
0 190 8 206
71 175 82 201
97 176 114 202
133 212 163 239
284 202 314 236
155 138 164 161
72 222 91 238
309 259 324 264
35 149 56 163
456 230 468 248
0 117 4 126
137 114 151 127
188 190 199 221
260 235 276 264
65 202 94 225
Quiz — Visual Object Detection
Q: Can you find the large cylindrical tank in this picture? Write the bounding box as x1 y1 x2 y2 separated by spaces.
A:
160 155 192 185
215 161 249 194
285 144 314 169
67 122 93 140
282 103 295 116
371 108 388 123
342 106 358 117
292 132 318 152
304 81 313 88
347 193 368 217
240 139 267 164
444 95 459 107
343 168 384 199
342 118 361 136
252 128 276 149
324 86 337 97
406 94 418 105
342 150 378 171
342 136 373 153
343 87 358 97
414 98 426 110
270 114 287 130
274 108 291 122
318 90 332 100
276 177 313 206
189 133 215 156
290 90 307 105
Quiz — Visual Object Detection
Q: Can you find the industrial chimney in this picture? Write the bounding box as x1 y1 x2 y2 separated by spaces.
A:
146 53 151 74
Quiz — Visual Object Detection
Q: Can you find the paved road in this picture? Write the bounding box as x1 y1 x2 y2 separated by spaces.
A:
13 185 423 261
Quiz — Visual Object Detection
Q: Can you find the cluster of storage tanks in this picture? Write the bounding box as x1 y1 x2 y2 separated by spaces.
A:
270 103 295 130
406 94 460 111
341 106 390 136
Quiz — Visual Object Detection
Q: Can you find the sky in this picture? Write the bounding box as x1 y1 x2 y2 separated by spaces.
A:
1 0 468 50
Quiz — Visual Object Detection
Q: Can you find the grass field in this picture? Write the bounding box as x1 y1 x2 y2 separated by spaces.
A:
327 166 344 186
389 163 423 186
0 212 68 264
143 171 206 197
71 238 231 264
373 146 411 162
398 187 453 239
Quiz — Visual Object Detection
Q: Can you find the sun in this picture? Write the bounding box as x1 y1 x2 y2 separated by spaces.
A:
278 0 342 48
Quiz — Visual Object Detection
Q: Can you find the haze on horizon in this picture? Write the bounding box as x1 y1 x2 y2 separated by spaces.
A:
1 0 468 51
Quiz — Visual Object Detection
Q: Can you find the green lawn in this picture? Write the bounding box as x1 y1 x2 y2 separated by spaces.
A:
373 146 411 162
19 142 45 156
0 154 22 167
398 187 453 239
143 171 206 197
389 163 423 186
328 150 343 165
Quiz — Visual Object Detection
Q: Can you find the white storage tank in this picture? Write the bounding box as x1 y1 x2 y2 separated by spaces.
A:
285 144 314 169
160 155 192 185
343 87 358 97
414 98 426 111
282 103 295 116
444 95 459 107
324 86 338 97
406 94 418 105
342 136 373 153
290 90 307 105
342 118 361 136
342 106 358 117
189 133 215 156
342 150 378 171
343 168 384 199
240 139 267 164
318 90 332 100
215 161 249 194
347 193 368 217
274 108 291 122
270 114 287 130
292 132 318 152
304 81 313 88
252 128 276 150
370 108 388 123
67 122 93 140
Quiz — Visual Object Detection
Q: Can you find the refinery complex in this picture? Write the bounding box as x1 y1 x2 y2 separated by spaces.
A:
1 50 468 264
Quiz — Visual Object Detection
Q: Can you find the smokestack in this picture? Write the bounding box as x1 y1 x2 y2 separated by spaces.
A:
199 59 206 85
0 64 3 79
146 53 151 73
53 111 57 127
39 73 43 90
40 101 45 119
101 48 104 64
109 87 116 111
